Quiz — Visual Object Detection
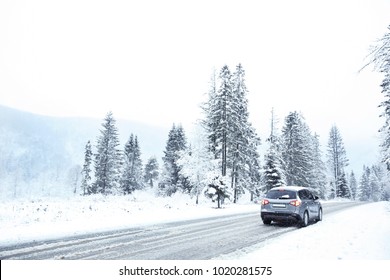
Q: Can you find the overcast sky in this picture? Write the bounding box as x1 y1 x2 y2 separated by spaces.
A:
1 0 390 172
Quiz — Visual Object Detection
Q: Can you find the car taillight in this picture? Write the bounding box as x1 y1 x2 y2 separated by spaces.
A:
261 199 270 206
289 200 301 207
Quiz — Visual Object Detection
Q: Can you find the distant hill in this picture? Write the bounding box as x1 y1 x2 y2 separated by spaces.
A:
0 105 167 199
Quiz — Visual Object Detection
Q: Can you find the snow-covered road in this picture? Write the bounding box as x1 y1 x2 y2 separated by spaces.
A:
1 191 389 260
0 212 292 259
0 200 371 260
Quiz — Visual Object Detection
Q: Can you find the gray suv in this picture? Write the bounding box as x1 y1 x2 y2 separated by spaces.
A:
260 186 322 227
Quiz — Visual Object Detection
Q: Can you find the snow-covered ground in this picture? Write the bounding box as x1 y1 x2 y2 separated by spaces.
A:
221 201 390 260
1 190 390 259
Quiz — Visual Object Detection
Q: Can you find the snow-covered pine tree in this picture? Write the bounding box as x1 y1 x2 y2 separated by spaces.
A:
200 70 231 208
173 125 191 193
144 157 159 187
369 166 381 202
263 109 285 192
201 64 261 203
159 125 177 196
229 64 261 202
244 127 262 201
358 164 387 201
92 112 122 195
370 164 387 201
349 171 358 200
336 172 350 198
215 65 232 178
281 111 313 188
159 124 188 196
205 174 232 209
364 25 390 170
121 134 144 194
357 166 371 201
81 140 93 195
201 68 219 157
326 125 349 198
263 150 284 191
279 111 327 195
309 134 328 199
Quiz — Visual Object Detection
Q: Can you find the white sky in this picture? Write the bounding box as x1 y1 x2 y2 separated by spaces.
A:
1 0 390 171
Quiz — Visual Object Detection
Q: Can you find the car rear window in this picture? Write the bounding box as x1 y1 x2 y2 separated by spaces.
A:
266 190 297 199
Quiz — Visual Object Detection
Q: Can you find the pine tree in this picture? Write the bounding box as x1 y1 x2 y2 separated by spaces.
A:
310 134 328 199
326 125 349 198
205 174 232 209
349 171 358 200
263 109 285 192
202 65 232 204
358 164 388 201
299 119 318 191
229 64 261 202
144 157 159 187
92 112 122 195
201 64 261 204
281 111 313 188
336 172 350 198
358 166 371 201
371 164 386 201
201 68 218 157
263 150 284 191
121 134 144 194
215 65 232 177
279 111 327 194
246 144 263 201
364 25 390 169
159 124 188 196
200 68 234 207
81 140 93 195
369 167 381 202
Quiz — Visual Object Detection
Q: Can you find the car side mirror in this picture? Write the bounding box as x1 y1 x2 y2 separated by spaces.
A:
314 196 319 200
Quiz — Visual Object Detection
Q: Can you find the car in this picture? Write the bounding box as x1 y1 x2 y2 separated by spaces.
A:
260 186 322 227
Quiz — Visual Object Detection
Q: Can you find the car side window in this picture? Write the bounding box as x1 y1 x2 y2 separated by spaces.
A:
298 190 307 200
299 190 314 200
306 190 314 200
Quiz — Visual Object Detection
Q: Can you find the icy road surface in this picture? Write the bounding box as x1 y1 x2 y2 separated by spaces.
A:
0 202 362 260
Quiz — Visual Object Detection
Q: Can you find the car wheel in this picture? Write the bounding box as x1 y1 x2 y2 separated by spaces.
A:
300 211 309 228
317 208 323 222
262 219 272 225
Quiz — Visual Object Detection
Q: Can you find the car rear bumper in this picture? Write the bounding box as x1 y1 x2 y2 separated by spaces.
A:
261 211 302 222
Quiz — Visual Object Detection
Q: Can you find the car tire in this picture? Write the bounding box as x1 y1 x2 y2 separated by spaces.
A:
262 219 272 225
300 211 309 228
317 208 323 222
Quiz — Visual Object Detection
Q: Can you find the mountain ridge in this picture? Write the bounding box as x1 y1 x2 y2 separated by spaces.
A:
0 105 167 199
